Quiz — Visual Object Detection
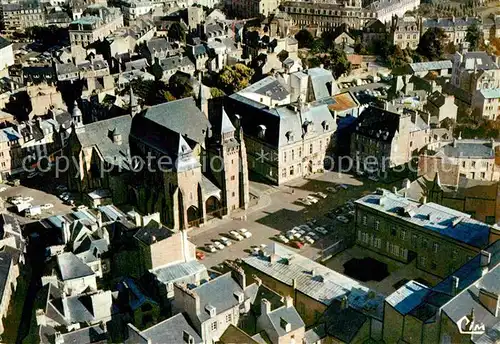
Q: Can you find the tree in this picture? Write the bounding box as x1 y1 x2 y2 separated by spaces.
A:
167 22 186 43
168 72 193 99
417 28 447 60
295 29 314 49
465 23 481 50
217 63 254 93
388 45 409 69
210 87 225 98
328 48 352 78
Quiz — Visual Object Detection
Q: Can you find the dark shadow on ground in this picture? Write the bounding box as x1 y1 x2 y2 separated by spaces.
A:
343 257 389 282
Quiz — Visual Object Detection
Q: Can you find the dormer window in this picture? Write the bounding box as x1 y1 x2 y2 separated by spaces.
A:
322 120 329 131
258 124 266 139
286 130 294 142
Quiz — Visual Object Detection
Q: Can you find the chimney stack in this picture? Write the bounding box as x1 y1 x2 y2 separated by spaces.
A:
340 295 349 310
261 298 271 315
285 295 293 308
480 250 491 276
452 276 460 295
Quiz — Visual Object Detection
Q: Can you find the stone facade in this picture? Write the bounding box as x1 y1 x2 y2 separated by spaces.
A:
391 16 420 50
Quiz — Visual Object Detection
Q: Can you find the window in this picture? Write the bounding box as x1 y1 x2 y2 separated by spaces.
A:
422 239 428 249
421 256 426 267
431 262 437 270
298 146 302 158
290 166 294 176
211 321 217 331
232 192 235 197
231 175 236 181
362 215 367 226
481 172 486 179
472 161 476 168
433 243 439 253
391 226 396 236
291 150 294 161
462 161 466 168
309 143 313 154
375 221 380 231
282 169 286 178
283 151 287 163
401 230 406 240
226 314 232 323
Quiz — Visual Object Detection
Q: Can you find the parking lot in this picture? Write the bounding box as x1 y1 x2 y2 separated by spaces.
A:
0 175 75 224
190 171 399 270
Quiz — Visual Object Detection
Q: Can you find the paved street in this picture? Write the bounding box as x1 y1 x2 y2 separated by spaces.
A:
190 171 399 270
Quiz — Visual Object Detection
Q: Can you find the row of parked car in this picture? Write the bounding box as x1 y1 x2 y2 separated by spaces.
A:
204 228 253 254
326 199 356 223
276 221 332 249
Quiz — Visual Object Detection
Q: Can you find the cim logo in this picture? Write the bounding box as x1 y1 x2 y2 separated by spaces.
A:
457 315 486 335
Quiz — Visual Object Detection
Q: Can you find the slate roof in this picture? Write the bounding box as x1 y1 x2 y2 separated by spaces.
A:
56 62 78 76
0 36 11 50
0 127 21 143
265 304 305 337
57 252 94 281
306 67 340 100
117 277 157 311
356 189 491 248
133 221 173 245
53 290 112 323
322 301 368 343
192 272 246 323
409 60 453 73
58 324 108 344
138 97 210 146
422 17 481 29
220 324 259 344
125 58 149 71
238 76 289 101
151 260 208 284
479 88 500 99
147 37 175 54
352 106 401 142
304 324 326 344
460 52 498 71
243 243 384 320
141 313 202 344
436 140 495 159
76 115 132 170
386 280 430 315
158 55 194 72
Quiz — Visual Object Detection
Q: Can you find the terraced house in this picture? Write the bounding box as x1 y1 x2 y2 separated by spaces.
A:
354 189 500 278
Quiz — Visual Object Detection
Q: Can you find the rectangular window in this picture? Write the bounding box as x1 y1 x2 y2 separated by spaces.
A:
283 151 287 163
226 314 232 323
309 143 313 154
401 230 406 241
422 239 428 249
362 215 367 226
433 243 439 253
391 226 396 236
431 262 437 270
375 221 380 231
211 321 217 331
282 168 286 178
291 150 294 161
298 146 302 158
231 175 235 181
472 161 476 168
481 172 486 179
421 256 426 267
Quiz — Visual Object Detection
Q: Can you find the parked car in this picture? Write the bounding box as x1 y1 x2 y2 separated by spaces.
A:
276 234 289 244
297 198 312 206
337 215 350 224
205 244 216 253
368 175 379 182
304 235 315 244
76 205 88 211
315 226 328 235
299 224 311 232
196 251 205 260
213 241 225 250
291 241 304 249
238 228 252 238
41 203 54 210
307 195 319 203
229 230 244 241
315 192 327 199
339 184 349 190
220 237 232 246
307 232 319 240
326 187 337 193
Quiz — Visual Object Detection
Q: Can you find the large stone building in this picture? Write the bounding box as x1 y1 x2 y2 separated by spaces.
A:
0 3 45 32
231 0 281 18
69 6 124 47
355 189 499 278
129 97 249 230
451 51 500 95
281 0 376 32
350 106 430 175
418 139 500 185
391 15 420 50
421 17 481 46
226 68 340 185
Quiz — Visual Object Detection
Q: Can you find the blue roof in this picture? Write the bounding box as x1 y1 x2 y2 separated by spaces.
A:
0 127 21 143
117 277 157 311
386 280 430 315
356 190 491 248
480 88 500 99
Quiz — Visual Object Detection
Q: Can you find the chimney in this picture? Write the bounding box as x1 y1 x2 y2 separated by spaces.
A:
54 332 64 344
254 275 262 286
97 211 102 228
62 221 70 244
292 278 297 290
285 295 293 308
340 295 349 310
402 178 411 190
183 331 195 344
113 133 122 145
480 250 491 276
392 186 398 195
226 261 246 290
62 293 70 317
478 289 499 317
261 298 271 315
421 196 427 204
452 276 460 295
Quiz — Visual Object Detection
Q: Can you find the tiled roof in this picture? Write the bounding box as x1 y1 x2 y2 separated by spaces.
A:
438 140 495 159
141 313 202 344
386 280 430 315
56 252 94 281
151 260 208 285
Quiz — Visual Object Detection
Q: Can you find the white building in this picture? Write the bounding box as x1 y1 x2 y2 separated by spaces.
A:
0 37 14 73
370 0 420 24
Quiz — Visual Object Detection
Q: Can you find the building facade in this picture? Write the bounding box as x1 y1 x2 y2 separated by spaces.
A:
421 17 481 45
355 189 497 278
369 0 420 24
391 16 420 50
69 6 124 47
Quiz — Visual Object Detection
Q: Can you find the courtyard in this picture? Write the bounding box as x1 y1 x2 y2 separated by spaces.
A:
325 245 442 295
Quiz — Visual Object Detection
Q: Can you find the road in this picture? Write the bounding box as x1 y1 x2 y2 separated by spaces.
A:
190 171 399 270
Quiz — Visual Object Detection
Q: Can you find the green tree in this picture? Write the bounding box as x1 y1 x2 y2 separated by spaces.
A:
210 87 225 98
466 23 481 50
295 29 314 49
167 22 186 42
217 63 254 93
417 28 447 60
329 48 352 78
168 72 193 99
388 45 409 69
